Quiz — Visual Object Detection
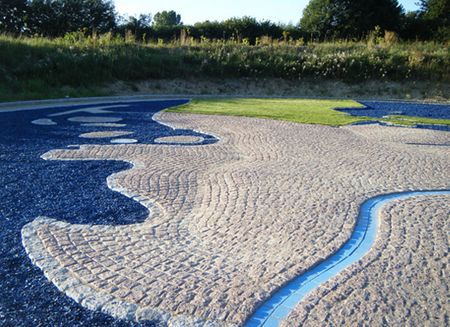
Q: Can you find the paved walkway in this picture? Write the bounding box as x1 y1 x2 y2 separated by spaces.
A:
283 194 449 326
23 112 450 325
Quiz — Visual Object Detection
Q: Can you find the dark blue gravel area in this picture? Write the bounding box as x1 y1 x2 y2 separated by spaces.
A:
336 101 450 132
0 100 216 326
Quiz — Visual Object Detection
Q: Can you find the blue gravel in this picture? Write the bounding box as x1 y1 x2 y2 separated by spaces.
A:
336 101 450 132
0 100 216 326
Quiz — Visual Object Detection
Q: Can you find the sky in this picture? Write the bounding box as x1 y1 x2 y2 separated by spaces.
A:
113 0 421 25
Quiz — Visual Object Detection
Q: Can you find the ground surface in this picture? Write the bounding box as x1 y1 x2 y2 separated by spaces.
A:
0 100 215 326
282 194 449 326
19 108 450 325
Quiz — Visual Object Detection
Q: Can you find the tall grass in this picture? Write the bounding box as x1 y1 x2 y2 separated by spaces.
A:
0 33 448 100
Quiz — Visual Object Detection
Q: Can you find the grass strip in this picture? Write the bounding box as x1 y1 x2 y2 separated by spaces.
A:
381 115 450 127
169 98 370 126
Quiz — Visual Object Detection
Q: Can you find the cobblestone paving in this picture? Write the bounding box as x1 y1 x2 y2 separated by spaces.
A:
342 124 450 146
282 194 449 326
22 113 450 325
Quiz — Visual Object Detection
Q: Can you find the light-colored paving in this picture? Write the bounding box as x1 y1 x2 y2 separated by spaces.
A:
282 194 449 326
342 124 450 146
22 112 450 326
246 190 449 327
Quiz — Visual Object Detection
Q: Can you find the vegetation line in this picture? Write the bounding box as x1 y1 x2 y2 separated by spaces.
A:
1 0 447 102
1 0 447 42
1 35 448 102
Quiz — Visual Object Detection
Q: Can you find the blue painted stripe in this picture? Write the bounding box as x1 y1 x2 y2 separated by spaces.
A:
245 190 450 327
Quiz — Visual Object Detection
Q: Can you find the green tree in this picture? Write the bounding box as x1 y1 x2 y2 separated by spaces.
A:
58 0 116 34
121 14 151 38
191 18 283 42
222 16 260 41
421 0 450 20
400 11 425 40
0 0 28 34
192 21 224 39
27 0 116 36
153 10 181 28
300 0 336 39
420 0 450 40
300 0 403 40
28 0 62 36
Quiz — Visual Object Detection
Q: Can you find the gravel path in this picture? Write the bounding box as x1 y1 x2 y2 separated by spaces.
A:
22 112 450 325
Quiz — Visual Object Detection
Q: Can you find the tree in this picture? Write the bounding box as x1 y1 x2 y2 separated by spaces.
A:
223 16 260 41
153 10 181 28
192 21 224 39
0 0 28 34
57 0 116 34
421 0 450 20
300 0 336 40
300 0 404 40
122 14 151 38
191 18 284 42
27 0 116 37
420 0 450 40
400 10 426 40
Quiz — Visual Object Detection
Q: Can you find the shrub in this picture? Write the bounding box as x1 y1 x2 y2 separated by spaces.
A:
0 34 448 100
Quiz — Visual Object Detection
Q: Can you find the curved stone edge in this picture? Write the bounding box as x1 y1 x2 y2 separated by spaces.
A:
40 151 164 223
22 217 139 320
153 110 222 142
22 147 234 326
21 217 229 326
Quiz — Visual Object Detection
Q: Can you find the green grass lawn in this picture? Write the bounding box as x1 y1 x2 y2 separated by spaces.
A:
169 98 370 126
169 98 450 128
381 115 450 127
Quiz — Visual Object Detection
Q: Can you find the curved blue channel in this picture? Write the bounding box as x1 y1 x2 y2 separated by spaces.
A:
245 190 450 327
